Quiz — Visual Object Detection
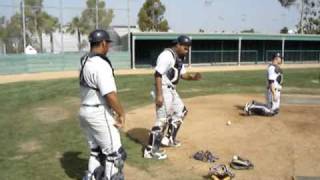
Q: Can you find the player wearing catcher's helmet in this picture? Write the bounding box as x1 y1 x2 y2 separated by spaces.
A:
143 35 202 160
79 29 126 180
244 53 284 116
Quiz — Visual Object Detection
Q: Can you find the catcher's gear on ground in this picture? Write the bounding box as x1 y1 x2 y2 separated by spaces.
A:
192 150 219 163
208 164 235 180
89 29 112 43
230 155 254 170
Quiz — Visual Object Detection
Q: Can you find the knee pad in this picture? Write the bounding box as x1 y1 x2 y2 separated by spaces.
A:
155 118 168 131
91 147 106 165
106 147 127 171
167 118 183 140
169 118 183 128
173 106 188 121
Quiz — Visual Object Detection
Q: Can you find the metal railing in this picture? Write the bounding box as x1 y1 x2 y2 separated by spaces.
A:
191 50 258 64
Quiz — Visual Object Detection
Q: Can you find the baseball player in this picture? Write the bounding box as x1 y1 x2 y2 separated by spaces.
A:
244 53 283 116
143 35 202 160
79 29 126 180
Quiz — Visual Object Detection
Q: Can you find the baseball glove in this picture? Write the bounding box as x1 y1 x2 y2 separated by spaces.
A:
192 72 202 80
192 150 218 163
208 164 235 180
229 155 254 170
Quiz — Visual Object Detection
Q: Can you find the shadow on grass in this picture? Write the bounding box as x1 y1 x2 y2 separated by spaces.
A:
60 151 87 180
126 128 149 147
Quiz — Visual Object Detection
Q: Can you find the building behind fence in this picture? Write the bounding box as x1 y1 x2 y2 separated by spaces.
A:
131 32 320 68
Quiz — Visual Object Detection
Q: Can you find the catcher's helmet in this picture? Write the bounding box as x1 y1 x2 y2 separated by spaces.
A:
173 35 192 46
88 29 112 43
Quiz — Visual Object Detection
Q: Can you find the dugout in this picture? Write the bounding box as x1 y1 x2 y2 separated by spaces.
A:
130 32 320 68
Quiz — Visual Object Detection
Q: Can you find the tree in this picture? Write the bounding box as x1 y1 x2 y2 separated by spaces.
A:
3 13 24 53
66 17 85 51
80 0 114 35
137 0 169 32
241 28 255 33
278 0 320 34
278 0 296 7
41 12 59 53
24 0 60 52
0 16 6 40
280 26 289 33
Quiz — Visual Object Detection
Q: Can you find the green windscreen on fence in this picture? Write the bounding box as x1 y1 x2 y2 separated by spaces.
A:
0 51 130 75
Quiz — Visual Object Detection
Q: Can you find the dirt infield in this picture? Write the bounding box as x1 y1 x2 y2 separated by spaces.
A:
0 63 319 84
124 94 320 180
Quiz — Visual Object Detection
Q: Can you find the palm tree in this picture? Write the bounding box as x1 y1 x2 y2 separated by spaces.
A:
66 17 84 51
278 0 297 7
41 12 59 53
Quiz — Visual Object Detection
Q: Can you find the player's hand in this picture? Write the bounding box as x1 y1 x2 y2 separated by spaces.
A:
192 72 202 80
115 114 125 129
155 95 164 107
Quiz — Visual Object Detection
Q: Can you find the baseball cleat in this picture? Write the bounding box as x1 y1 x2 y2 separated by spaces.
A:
161 136 181 147
143 148 167 160
244 102 252 116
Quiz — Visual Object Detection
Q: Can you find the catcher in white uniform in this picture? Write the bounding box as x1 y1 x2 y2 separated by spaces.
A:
79 29 126 180
244 53 283 116
143 35 202 160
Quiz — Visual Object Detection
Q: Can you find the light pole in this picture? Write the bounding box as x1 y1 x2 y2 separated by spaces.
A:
127 0 131 56
21 0 26 51
96 0 99 29
59 0 64 53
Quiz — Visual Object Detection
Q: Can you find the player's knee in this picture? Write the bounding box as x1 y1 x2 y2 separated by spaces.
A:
172 106 188 122
155 118 167 131
169 118 183 127
105 147 126 173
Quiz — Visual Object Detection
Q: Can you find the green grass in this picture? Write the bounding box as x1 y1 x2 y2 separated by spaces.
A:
0 68 319 180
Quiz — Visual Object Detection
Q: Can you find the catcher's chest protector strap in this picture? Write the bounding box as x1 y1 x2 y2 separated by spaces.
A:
269 64 283 85
79 53 115 91
165 48 184 85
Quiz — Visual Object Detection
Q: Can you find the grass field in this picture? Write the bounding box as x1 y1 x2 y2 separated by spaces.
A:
0 68 319 180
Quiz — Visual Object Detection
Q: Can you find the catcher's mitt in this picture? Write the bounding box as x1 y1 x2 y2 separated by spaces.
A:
192 150 218 163
192 72 202 80
229 155 254 170
208 164 235 180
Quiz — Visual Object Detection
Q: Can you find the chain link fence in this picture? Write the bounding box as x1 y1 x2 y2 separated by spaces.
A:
0 0 131 54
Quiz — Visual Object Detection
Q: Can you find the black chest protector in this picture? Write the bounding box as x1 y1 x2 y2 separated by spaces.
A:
165 48 184 85
79 53 114 91
270 64 283 85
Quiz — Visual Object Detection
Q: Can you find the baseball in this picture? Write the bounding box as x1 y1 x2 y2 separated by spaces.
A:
227 120 232 125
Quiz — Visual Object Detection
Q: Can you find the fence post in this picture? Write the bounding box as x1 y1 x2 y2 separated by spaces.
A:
131 35 136 69
238 37 242 66
188 36 192 67
282 38 285 64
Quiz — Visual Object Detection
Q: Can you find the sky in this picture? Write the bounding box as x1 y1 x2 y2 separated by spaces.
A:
0 0 301 34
